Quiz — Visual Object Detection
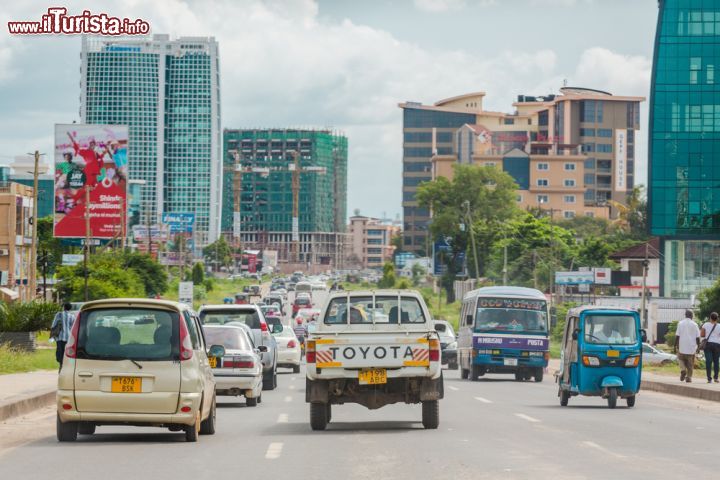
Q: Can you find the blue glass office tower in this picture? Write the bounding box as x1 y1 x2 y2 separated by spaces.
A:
81 35 222 246
649 0 720 296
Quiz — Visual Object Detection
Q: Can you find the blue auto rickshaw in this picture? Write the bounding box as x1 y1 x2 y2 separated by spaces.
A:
556 306 645 409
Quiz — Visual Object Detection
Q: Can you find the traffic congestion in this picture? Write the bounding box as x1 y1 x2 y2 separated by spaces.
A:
51 272 649 443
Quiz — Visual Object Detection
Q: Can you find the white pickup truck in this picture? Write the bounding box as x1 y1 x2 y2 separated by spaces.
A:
305 290 444 430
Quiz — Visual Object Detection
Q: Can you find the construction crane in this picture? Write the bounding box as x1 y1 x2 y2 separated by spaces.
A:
287 150 326 263
225 150 269 257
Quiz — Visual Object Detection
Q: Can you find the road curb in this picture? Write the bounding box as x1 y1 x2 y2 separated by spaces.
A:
642 379 720 402
0 389 55 422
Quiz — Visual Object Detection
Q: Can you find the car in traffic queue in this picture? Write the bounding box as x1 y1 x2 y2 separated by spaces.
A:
306 290 444 431
292 296 313 317
201 324 265 406
264 293 285 314
295 281 313 299
273 324 302 373
56 299 225 442
198 304 280 391
642 342 677 365
260 304 282 319
433 320 458 370
295 308 321 324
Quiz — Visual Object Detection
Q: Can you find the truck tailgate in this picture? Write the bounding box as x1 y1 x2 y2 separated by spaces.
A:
313 334 432 369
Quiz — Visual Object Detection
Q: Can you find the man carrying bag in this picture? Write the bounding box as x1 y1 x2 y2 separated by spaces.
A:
50 303 76 372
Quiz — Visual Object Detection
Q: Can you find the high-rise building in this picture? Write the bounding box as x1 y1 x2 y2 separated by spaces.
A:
348 215 400 269
400 88 643 253
80 34 222 246
221 129 348 267
0 183 34 302
649 0 720 297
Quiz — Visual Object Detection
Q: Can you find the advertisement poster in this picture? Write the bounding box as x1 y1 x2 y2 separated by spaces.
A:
53 124 128 238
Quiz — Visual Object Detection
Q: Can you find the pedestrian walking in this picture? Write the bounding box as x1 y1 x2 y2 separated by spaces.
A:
700 312 720 383
674 310 700 383
51 303 76 372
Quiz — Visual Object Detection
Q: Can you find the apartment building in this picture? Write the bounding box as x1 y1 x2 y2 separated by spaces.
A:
0 182 34 302
348 216 400 268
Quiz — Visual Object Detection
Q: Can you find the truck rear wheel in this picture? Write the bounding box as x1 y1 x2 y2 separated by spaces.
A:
422 400 439 429
310 403 328 431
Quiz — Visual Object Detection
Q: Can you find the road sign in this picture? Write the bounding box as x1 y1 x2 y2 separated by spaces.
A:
62 254 83 266
555 271 594 285
593 267 612 285
179 282 193 304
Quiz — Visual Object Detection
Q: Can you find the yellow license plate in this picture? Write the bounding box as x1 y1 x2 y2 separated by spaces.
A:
358 368 387 385
111 377 142 393
208 356 217 368
607 350 620 357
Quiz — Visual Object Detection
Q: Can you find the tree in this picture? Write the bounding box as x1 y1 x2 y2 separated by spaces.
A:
390 233 403 254
378 262 397 288
417 164 519 295
121 251 168 296
697 278 720 322
554 215 612 241
487 213 576 291
56 253 145 301
36 216 64 276
192 262 205 284
203 236 232 271
608 185 648 240
411 263 426 286
575 237 617 269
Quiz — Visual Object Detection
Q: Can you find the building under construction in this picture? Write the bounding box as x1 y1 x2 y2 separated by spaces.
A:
222 128 348 266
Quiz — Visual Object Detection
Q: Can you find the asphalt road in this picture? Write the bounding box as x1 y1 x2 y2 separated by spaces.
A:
3 289 720 479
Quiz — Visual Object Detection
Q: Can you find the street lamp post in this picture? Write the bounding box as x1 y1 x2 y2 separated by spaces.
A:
463 200 480 281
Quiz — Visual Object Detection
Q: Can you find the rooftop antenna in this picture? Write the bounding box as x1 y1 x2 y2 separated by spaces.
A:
563 78 568 87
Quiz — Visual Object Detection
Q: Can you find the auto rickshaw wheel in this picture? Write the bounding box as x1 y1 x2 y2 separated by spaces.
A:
626 395 636 408
514 372 524 382
607 388 618 409
560 389 569 407
534 369 543 382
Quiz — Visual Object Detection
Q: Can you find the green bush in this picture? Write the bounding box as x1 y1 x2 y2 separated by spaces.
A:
0 302 61 332
551 302 577 343
394 278 412 289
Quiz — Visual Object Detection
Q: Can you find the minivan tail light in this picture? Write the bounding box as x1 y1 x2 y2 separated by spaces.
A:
260 321 268 333
64 312 82 359
178 317 193 361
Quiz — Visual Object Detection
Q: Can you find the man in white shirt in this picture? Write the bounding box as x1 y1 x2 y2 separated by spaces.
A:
674 310 700 383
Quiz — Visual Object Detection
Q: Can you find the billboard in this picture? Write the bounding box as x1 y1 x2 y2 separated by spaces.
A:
555 271 595 285
53 124 128 238
162 212 195 234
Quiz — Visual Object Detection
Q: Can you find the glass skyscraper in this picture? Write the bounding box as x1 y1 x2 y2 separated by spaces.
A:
649 0 720 296
80 34 222 246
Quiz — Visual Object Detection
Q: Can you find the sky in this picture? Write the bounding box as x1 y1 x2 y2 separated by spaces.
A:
0 0 659 221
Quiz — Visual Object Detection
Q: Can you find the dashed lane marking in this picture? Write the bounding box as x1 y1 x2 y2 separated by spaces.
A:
277 414 288 423
474 396 493 404
284 396 293 402
514 413 540 423
265 442 284 460
448 386 459 391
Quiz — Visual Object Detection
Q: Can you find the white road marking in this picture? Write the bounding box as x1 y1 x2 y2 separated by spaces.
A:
582 441 626 458
277 414 289 423
284 396 293 402
474 396 492 404
265 442 284 460
514 413 540 423
291 377 296 381
289 385 296 390
448 386 459 391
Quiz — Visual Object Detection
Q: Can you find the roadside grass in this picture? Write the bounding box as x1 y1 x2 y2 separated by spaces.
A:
0 344 57 375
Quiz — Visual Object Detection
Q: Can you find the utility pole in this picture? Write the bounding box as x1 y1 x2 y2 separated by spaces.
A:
29 150 41 300
463 200 480 280
640 241 650 329
84 184 91 302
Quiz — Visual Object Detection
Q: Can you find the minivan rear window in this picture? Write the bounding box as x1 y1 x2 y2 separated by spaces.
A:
199 309 261 329
76 308 179 361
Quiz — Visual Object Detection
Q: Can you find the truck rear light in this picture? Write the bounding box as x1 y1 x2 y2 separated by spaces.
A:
306 340 316 363
62 403 72 410
180 406 191 413
179 317 193 361
64 313 82 359
429 338 440 362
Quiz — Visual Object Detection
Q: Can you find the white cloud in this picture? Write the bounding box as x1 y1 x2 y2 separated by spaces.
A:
413 0 467 12
0 1 652 217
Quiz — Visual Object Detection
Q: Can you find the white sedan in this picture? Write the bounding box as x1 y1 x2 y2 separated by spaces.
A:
642 343 677 366
273 325 301 373
202 325 265 406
